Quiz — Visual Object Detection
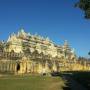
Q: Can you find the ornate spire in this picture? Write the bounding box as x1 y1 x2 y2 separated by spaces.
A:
20 28 25 34
71 48 75 54
46 37 50 41
18 28 27 38
63 40 70 52
27 33 31 36
64 40 68 46
7 36 11 42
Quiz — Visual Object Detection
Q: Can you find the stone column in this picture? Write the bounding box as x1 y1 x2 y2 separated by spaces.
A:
38 62 43 74
2 62 4 71
4 63 6 71
45 61 50 73
26 61 30 73
7 62 9 71
10 62 12 72
0 62 1 71
52 61 57 72
14 63 17 74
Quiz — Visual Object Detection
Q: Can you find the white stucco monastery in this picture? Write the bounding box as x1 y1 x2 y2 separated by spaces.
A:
0 29 90 75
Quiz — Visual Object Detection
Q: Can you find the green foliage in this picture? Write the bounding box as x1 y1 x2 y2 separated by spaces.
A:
88 51 90 55
75 0 90 19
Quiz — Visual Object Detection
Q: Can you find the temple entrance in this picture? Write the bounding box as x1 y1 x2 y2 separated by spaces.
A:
17 63 20 72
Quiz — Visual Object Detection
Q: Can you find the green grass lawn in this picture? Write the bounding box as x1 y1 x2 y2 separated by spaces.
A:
0 74 65 90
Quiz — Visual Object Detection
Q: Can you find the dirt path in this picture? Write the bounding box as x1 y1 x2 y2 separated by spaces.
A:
62 74 87 90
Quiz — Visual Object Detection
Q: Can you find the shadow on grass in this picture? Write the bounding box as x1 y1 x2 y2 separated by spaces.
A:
51 72 71 90
51 71 90 90
63 87 71 90
68 71 90 90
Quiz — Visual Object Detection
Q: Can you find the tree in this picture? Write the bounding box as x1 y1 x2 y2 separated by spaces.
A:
88 51 90 56
75 0 90 19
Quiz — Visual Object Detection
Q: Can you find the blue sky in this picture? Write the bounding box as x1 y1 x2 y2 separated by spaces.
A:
0 0 90 57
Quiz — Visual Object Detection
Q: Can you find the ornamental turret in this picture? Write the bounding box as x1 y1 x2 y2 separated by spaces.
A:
18 28 27 38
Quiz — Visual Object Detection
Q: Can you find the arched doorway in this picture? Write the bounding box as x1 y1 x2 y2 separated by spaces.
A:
17 63 20 72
